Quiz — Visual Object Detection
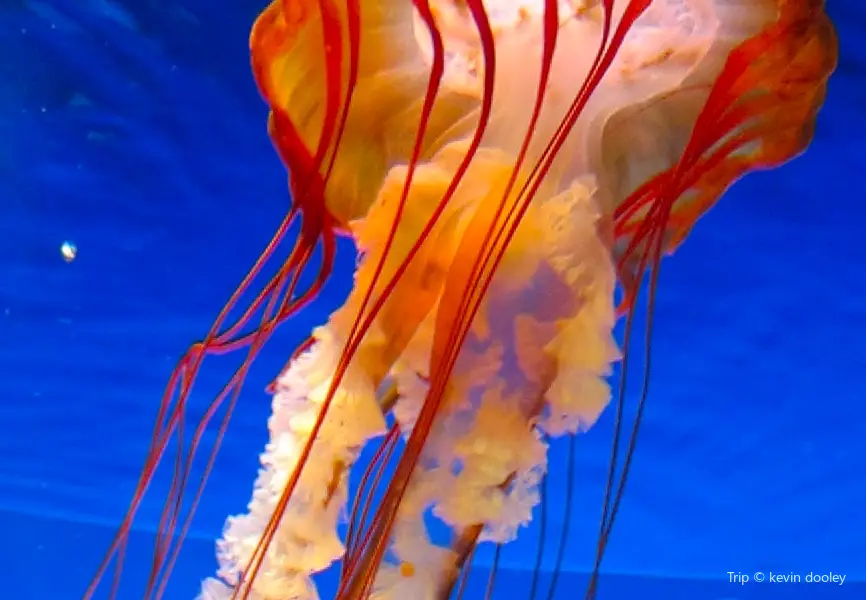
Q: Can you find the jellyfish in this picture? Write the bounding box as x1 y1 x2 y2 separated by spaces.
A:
85 0 836 599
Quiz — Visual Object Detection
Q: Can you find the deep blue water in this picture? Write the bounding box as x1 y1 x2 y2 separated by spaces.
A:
1 1 865 599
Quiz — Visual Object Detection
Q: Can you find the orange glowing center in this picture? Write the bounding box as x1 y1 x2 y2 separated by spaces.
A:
400 562 416 578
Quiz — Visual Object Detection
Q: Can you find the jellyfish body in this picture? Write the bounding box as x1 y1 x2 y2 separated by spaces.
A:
84 1 836 600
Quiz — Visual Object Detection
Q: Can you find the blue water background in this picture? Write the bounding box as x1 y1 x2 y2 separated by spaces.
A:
1 1 864 598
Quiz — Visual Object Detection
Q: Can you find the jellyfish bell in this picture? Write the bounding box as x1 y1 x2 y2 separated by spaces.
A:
84 1 836 600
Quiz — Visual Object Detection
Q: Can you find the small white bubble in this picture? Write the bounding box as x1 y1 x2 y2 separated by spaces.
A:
61 241 77 262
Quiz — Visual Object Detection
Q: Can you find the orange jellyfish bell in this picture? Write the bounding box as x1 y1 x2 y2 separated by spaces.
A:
84 1 836 600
